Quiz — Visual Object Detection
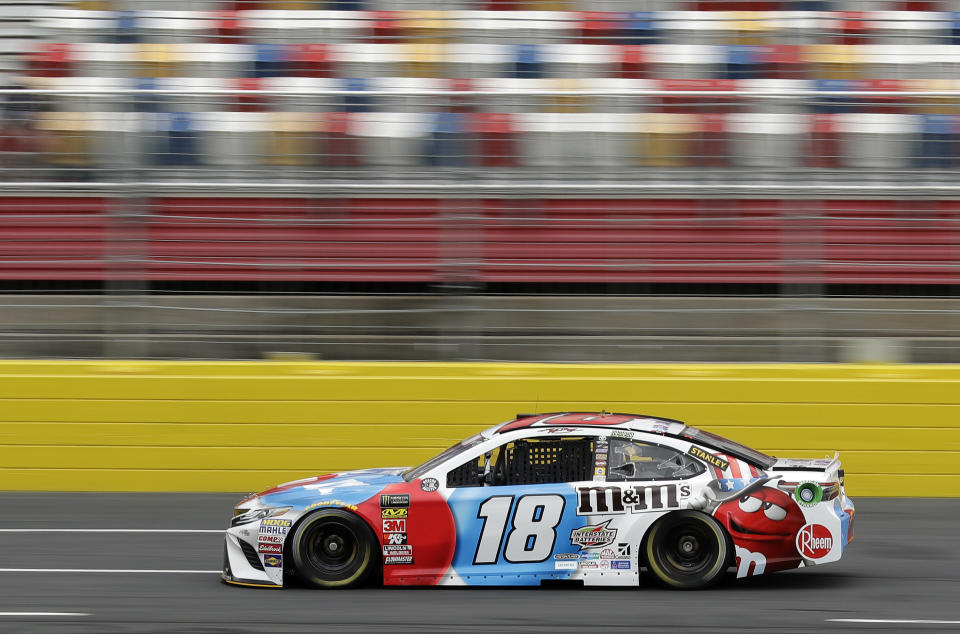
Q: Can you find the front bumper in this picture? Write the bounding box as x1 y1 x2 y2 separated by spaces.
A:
221 524 284 588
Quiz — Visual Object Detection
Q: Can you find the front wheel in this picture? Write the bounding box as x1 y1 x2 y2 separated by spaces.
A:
643 510 730 590
289 509 377 588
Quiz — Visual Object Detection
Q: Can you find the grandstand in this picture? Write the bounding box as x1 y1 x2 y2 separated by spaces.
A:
1 1 959 362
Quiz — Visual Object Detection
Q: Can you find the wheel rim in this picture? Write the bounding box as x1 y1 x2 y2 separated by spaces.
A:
656 521 716 577
303 520 359 574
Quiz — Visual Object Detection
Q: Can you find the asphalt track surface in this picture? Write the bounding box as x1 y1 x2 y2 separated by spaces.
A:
0 494 956 634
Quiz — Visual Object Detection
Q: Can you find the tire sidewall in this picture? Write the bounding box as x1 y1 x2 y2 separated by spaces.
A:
643 510 730 590
289 509 377 588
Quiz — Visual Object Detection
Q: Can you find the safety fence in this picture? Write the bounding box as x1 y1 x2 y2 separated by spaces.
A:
0 360 956 495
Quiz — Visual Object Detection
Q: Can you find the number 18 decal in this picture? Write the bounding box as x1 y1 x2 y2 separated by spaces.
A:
473 494 566 565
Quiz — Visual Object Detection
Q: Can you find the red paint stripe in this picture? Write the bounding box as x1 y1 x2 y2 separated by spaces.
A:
727 456 742 479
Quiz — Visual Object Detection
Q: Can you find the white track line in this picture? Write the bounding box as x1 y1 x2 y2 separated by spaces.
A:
0 569 220 574
828 620 960 625
0 613 90 617
0 529 223 533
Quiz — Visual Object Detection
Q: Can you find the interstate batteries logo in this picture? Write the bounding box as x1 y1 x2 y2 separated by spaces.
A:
570 520 617 550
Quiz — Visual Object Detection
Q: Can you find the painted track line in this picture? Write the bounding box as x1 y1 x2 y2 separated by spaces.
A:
0 529 223 533
0 569 220 574
0 613 90 617
828 620 960 625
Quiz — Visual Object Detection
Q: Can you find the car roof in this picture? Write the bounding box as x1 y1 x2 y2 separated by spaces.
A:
496 412 688 436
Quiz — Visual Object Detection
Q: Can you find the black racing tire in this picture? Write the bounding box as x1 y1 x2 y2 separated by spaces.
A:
643 510 731 590
289 509 378 589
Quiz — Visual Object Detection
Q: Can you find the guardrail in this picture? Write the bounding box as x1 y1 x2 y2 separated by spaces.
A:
0 360 955 496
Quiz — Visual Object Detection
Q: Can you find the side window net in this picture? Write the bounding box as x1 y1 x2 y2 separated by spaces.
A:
446 437 595 488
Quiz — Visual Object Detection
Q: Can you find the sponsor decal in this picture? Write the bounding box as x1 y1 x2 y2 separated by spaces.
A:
263 554 282 568
600 548 616 560
611 560 631 570
600 560 610 569
796 524 833 559
594 467 606 477
651 422 670 434
384 555 414 565
383 544 411 553
387 533 408 545
380 494 410 508
259 525 289 536
262 519 292 527
420 478 439 492
794 482 823 507
734 545 766 577
688 446 730 471
546 427 579 434
305 500 358 512
595 460 607 467
579 561 599 569
381 507 408 519
382 519 406 533
616 543 631 557
576 484 686 515
258 535 283 544
610 430 634 440
258 543 282 554
570 520 618 550
554 561 577 570
553 553 580 560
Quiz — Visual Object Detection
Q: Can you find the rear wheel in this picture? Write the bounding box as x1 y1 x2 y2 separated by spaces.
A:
289 509 377 588
643 510 730 590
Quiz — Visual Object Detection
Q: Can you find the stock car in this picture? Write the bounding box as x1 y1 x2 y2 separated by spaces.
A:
222 412 855 590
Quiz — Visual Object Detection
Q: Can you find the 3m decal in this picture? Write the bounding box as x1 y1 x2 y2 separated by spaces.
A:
575 484 683 515
258 543 282 554
387 533 408 545
263 555 282 568
420 478 439 492
261 519 292 527
381 508 408 519
569 520 617 550
473 494 565 565
688 446 730 471
610 560 631 570
796 524 833 559
794 482 823 507
383 545 413 555
382 519 406 533
384 555 414 565
380 494 410 508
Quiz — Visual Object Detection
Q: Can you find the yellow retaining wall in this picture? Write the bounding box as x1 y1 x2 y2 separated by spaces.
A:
0 361 958 496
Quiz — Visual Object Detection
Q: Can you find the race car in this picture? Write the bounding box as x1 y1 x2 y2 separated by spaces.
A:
222 412 854 590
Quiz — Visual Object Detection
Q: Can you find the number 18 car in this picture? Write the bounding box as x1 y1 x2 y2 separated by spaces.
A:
222 412 854 590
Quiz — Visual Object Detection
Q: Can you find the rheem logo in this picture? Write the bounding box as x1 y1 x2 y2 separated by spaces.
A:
796 524 833 559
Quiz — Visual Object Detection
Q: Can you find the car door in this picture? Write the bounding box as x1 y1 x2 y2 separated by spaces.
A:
441 433 599 585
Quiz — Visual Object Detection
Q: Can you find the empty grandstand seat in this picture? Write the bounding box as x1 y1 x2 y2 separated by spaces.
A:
545 44 617 78
403 43 447 78
696 112 729 165
448 43 507 78
211 10 244 44
618 44 649 78
625 12 659 45
28 42 74 77
636 112 698 167
513 44 544 79
196 110 265 167
915 113 957 168
265 111 318 166
517 111 629 167
729 111 805 167
652 44 723 79
138 43 180 78
242 10 354 44
320 111 361 167
291 43 331 77
471 112 516 167
354 111 428 166
805 44 862 80
74 42 130 77
138 10 211 44
34 111 93 171
334 43 399 78
180 43 254 78
253 43 289 77
378 77 446 112
724 44 764 78
814 79 857 113
342 77 373 112
424 111 467 166
808 112 839 168
836 112 916 168
579 12 625 44
112 10 137 44
871 11 948 44
152 111 201 166
37 8 113 43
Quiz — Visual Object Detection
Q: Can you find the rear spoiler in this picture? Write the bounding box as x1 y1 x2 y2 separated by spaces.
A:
772 453 841 474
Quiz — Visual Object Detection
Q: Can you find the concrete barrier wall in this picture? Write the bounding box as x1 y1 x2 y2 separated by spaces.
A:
1 361 957 496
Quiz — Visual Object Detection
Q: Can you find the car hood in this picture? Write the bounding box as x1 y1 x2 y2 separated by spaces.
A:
257 467 408 511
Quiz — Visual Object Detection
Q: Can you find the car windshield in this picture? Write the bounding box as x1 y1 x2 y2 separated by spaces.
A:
402 432 486 482
681 426 776 469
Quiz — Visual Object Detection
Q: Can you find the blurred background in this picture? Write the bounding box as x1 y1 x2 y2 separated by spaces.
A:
2 0 960 363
